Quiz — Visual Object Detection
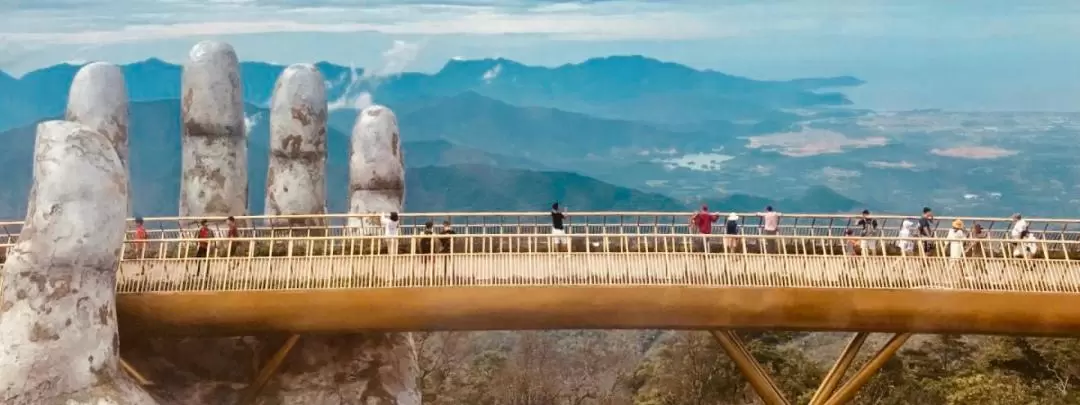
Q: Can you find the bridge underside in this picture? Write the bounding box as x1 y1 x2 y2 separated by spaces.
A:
117 285 1080 337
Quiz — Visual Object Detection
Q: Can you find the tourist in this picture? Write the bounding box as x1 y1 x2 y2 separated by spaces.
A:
843 229 858 256
760 206 782 253
918 207 935 254
549 203 570 251
856 209 880 255
195 219 212 258
947 219 966 259
1014 230 1040 259
439 220 456 253
724 213 740 251
691 205 720 252
1009 213 1030 256
897 219 916 254
382 212 400 254
133 216 149 258
419 220 435 259
966 223 988 258
194 219 212 276
226 216 240 257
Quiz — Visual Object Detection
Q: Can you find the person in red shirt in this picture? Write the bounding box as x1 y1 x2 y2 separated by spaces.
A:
226 216 240 256
690 205 720 234
133 217 149 259
196 219 212 258
690 205 720 252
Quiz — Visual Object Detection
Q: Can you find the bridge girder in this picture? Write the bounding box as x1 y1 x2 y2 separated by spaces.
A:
710 330 911 405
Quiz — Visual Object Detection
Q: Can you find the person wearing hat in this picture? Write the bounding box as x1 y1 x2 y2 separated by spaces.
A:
724 213 740 251
946 219 966 259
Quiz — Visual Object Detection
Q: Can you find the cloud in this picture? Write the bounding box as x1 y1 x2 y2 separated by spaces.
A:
327 39 422 111
930 146 1018 160
744 128 888 157
819 166 861 182
481 63 502 83
866 160 916 169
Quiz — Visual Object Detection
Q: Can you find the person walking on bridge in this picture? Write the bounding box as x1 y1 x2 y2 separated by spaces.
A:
132 216 149 259
857 210 880 255
690 205 720 252
382 212 400 254
551 203 570 252
194 219 213 276
918 207 935 255
225 216 240 257
759 206 782 253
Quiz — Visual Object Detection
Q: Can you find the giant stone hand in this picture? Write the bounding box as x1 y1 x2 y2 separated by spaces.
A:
0 120 157 404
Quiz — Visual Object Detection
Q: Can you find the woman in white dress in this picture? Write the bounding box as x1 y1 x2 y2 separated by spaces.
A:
896 219 916 254
946 219 966 259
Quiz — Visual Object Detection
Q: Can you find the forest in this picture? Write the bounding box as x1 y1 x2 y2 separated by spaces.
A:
414 330 1080 405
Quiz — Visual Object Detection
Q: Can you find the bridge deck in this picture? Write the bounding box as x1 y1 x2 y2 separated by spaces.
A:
116 253 1080 337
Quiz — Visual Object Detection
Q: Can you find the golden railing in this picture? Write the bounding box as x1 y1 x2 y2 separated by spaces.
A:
112 233 1080 294
3 211 1079 247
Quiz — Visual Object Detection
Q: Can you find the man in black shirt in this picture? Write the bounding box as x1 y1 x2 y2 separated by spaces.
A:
551 203 569 251
856 209 879 255
439 220 456 253
918 207 934 254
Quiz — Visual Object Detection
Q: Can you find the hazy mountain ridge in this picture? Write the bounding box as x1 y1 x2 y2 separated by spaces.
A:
0 55 862 132
0 99 861 218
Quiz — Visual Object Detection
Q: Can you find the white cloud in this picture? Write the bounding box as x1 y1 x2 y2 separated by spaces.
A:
930 146 1018 160
866 160 917 169
481 63 502 83
820 166 861 182
745 127 888 157
328 39 421 112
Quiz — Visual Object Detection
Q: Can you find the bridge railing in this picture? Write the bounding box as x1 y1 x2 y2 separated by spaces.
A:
112 231 1080 260
4 211 1078 248
111 233 1080 294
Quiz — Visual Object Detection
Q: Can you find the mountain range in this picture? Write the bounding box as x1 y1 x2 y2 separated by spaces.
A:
0 98 859 217
0 55 862 133
0 54 871 218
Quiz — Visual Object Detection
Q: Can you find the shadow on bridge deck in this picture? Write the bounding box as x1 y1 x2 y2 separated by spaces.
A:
116 254 1080 338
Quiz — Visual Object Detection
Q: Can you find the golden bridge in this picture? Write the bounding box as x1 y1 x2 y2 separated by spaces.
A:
3 211 1080 405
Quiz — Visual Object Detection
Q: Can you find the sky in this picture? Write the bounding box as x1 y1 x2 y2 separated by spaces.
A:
2 0 1079 111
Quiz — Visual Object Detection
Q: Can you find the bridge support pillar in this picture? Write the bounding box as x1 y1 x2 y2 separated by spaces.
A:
239 334 301 405
710 331 911 405
120 357 154 386
709 330 790 405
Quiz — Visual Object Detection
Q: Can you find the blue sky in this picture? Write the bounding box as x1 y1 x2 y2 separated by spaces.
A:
2 0 1079 111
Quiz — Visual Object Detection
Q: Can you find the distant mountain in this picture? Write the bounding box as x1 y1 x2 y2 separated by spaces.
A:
403 140 548 171
0 55 862 131
0 100 861 218
406 164 688 212
397 91 724 163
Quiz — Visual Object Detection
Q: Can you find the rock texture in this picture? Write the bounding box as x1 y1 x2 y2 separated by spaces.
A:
66 62 130 172
180 40 247 224
265 64 327 229
66 62 131 214
0 120 157 405
348 106 405 234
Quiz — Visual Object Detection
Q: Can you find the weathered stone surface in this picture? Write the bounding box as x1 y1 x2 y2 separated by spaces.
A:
348 105 404 232
66 62 130 171
266 64 327 228
66 62 131 214
180 40 247 224
0 120 157 405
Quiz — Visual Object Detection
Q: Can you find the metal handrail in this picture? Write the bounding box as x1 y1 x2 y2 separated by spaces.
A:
111 232 1080 294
